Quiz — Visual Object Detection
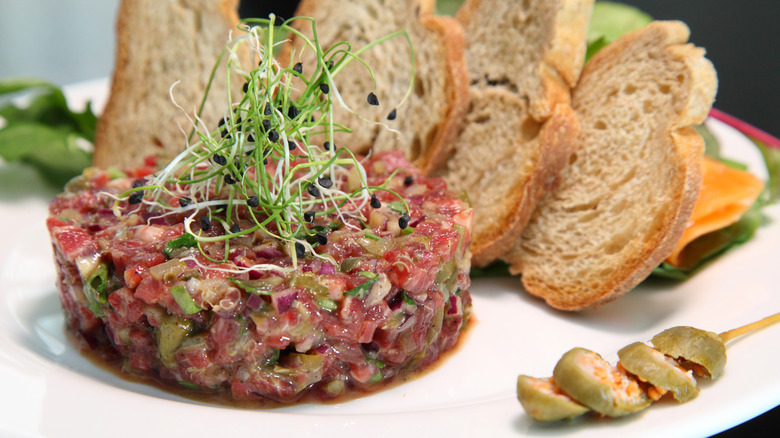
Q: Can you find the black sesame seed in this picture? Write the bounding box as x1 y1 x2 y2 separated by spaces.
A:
262 119 271 132
263 158 268 165
264 103 272 116
128 191 144 205
179 197 192 208
327 60 334 70
288 141 297 151
315 232 328 245
132 179 145 189
304 211 315 223
295 242 305 258
370 194 381 208
242 82 249 93
221 128 229 139
288 106 300 119
213 154 227 166
323 141 331 151
224 174 236 185
293 62 303 74
247 196 259 208
367 92 379 106
218 117 226 128
387 108 397 120
403 175 414 186
248 133 255 143
307 183 321 197
268 129 279 142
319 83 330 94
200 215 211 231
318 176 333 188
399 214 411 229
230 223 241 234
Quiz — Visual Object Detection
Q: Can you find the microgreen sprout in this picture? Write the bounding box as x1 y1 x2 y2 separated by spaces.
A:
111 14 415 273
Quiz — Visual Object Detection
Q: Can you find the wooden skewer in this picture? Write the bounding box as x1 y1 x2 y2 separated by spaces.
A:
719 311 780 343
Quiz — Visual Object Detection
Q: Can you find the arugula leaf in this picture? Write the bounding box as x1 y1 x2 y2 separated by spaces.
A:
754 138 780 204
0 78 98 189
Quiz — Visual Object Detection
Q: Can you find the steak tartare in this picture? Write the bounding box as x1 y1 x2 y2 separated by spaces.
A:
47 151 473 404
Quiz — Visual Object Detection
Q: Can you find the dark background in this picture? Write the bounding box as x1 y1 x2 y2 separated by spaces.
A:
237 1 779 436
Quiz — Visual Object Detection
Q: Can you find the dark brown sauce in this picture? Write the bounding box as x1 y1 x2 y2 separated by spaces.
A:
68 314 477 410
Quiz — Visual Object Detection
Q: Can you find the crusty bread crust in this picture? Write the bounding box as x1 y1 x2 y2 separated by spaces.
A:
438 0 592 266
504 21 718 310
463 102 579 267
93 0 243 169
278 0 468 174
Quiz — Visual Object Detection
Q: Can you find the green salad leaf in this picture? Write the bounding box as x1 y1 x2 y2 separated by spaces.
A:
586 1 652 61
0 78 97 188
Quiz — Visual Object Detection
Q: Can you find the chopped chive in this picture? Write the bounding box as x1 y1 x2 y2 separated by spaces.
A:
364 231 381 241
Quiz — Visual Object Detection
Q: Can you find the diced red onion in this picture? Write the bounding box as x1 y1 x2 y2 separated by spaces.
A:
408 215 426 228
319 262 336 275
272 289 298 314
255 247 284 258
246 293 264 310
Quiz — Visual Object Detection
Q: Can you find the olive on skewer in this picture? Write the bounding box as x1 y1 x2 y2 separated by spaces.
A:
516 375 590 422
517 312 780 423
617 342 699 402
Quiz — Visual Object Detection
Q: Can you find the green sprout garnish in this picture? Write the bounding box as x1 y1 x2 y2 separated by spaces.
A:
108 15 414 275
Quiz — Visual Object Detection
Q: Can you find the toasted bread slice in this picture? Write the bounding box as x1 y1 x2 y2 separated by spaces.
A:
278 0 469 174
503 21 718 310
437 0 592 266
93 0 244 169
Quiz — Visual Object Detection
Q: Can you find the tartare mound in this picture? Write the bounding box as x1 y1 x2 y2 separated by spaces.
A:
47 151 473 404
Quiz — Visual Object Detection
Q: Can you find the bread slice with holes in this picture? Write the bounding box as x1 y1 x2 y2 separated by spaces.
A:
93 0 245 169
502 21 718 310
278 0 469 174
435 0 593 267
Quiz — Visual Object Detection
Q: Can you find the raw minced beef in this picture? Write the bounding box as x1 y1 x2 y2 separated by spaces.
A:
47 151 473 404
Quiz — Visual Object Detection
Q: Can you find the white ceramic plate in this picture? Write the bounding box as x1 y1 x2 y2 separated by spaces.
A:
1 79 779 437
